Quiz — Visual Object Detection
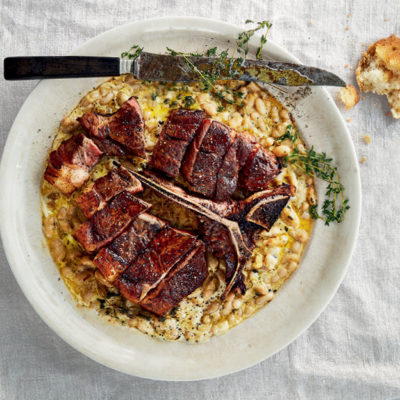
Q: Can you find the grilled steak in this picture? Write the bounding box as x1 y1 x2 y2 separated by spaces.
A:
239 145 281 192
128 169 252 298
75 167 143 218
73 191 150 252
94 213 166 282
215 140 239 201
44 133 103 195
150 110 282 201
151 109 206 177
182 120 232 198
140 241 208 316
115 226 199 302
78 97 146 158
91 136 131 157
236 132 258 169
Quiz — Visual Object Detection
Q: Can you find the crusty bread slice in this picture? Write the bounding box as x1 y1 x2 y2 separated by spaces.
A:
338 84 360 110
356 34 400 118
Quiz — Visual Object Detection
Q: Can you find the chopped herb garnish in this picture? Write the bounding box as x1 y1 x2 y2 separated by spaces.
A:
183 95 195 107
169 100 178 107
151 93 157 100
284 147 350 225
164 98 170 104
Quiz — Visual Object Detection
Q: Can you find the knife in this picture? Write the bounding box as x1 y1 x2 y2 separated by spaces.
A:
3 53 345 86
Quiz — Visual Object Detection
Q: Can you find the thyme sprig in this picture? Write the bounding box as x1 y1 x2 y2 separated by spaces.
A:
167 47 236 104
284 148 350 225
121 45 143 60
166 20 272 106
236 20 273 59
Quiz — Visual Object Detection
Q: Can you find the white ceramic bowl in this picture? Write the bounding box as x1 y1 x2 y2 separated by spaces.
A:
0 17 361 381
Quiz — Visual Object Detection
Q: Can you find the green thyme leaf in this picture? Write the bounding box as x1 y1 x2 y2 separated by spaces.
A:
236 20 272 59
276 125 298 143
284 147 350 225
121 45 143 60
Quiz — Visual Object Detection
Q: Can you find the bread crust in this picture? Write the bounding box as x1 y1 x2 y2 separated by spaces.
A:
338 84 360 110
356 34 400 118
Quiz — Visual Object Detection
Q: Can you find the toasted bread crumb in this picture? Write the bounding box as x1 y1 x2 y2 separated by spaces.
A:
363 134 371 144
347 118 352 122
356 34 400 118
360 156 367 164
347 13 351 17
345 27 349 31
338 84 360 110
344 64 349 68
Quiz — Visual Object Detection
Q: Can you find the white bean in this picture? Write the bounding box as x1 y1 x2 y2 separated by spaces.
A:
255 98 267 115
273 145 291 157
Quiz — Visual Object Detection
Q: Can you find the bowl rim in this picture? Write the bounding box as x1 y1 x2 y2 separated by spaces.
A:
0 16 361 381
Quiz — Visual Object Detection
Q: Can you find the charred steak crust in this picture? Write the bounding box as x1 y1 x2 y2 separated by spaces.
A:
115 226 199 303
75 167 143 218
152 110 282 201
151 109 206 177
239 145 281 192
183 120 232 198
78 97 146 158
140 241 208 316
94 213 167 282
73 191 150 252
215 139 239 201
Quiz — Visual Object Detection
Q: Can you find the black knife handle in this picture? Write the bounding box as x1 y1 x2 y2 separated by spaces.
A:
3 56 121 80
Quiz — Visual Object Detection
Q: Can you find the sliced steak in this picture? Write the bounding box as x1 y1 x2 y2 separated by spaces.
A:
129 170 252 298
78 97 146 158
140 241 208 316
73 191 150 252
94 213 166 282
182 121 233 198
91 136 131 157
115 226 198 303
151 109 206 177
44 133 103 196
215 140 239 201
236 132 258 169
239 145 281 192
75 167 143 218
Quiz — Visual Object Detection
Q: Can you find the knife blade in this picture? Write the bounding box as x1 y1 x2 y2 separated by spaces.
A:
4 54 345 87
131 52 346 87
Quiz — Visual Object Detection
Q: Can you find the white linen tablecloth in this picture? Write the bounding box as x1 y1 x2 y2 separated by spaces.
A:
1 0 399 398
